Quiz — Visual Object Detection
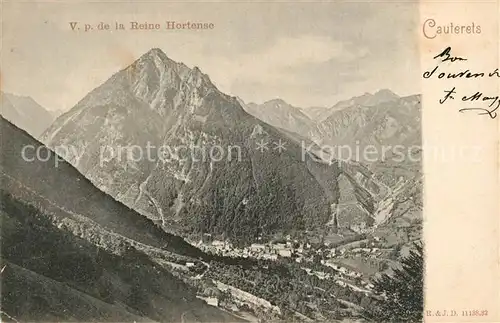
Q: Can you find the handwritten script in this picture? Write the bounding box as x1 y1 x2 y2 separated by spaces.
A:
422 46 499 119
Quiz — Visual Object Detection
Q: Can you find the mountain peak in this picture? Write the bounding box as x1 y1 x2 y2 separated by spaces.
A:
149 47 164 54
263 98 289 107
44 47 226 122
373 89 399 100
331 88 400 112
134 49 212 88
135 47 176 69
142 47 168 60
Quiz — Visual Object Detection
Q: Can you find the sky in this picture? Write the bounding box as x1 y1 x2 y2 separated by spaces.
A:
1 0 420 111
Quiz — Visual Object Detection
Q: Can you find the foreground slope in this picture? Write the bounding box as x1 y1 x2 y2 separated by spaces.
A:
0 116 243 322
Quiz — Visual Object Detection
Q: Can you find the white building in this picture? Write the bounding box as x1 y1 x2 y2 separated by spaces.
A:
250 243 266 252
278 249 292 257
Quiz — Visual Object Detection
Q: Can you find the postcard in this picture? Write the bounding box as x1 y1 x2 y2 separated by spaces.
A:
0 0 498 322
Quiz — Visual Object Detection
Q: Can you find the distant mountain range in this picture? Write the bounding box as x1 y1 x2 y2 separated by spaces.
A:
240 90 420 162
239 98 324 142
0 116 241 322
0 92 59 139
319 94 421 149
300 89 400 122
327 89 399 115
234 91 422 229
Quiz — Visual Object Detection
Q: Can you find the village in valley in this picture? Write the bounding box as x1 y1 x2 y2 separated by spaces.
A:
188 233 398 293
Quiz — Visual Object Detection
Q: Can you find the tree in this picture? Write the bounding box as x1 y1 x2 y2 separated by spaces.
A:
365 242 423 322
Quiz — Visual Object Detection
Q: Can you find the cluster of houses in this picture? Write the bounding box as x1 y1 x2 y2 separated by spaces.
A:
198 239 295 260
195 233 387 264
191 234 385 300
196 233 324 260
